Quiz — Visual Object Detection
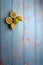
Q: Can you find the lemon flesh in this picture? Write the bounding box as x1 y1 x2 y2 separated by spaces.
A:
11 23 15 30
10 11 16 18
6 17 12 24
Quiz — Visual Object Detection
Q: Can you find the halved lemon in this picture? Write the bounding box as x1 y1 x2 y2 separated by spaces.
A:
10 23 15 30
6 17 12 24
13 17 19 25
10 11 16 18
16 16 22 21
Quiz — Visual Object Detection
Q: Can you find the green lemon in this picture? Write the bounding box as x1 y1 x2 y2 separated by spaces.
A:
14 18 19 25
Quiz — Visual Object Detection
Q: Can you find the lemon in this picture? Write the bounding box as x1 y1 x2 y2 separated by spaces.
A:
13 17 19 25
16 16 22 21
10 23 15 30
10 11 16 18
6 17 12 24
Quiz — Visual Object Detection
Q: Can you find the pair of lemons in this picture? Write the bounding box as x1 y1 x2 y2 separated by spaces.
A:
6 11 22 30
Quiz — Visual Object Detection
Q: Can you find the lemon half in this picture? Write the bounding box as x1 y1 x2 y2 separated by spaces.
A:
10 23 15 30
6 17 12 24
10 11 16 18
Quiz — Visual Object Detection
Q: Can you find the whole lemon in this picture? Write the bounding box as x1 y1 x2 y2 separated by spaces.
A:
16 16 22 21
14 18 19 25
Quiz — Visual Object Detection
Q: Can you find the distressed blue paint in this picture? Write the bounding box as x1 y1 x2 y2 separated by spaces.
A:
36 0 43 65
23 0 35 65
1 0 13 65
0 0 43 65
0 1 1 58
13 0 24 65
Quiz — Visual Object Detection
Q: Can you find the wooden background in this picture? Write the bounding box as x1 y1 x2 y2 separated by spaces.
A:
0 0 43 65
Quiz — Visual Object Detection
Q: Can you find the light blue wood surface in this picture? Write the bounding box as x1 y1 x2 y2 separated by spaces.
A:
0 0 43 65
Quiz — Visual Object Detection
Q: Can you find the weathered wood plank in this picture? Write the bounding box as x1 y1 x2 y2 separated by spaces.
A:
36 0 43 65
1 0 13 65
23 0 35 65
12 0 24 65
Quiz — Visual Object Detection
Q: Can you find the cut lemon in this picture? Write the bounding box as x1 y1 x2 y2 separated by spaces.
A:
10 23 15 30
10 11 16 18
6 17 12 24
16 16 22 21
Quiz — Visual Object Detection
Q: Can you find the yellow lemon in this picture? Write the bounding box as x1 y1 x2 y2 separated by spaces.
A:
6 17 12 24
13 18 19 25
10 11 16 18
10 23 15 30
16 16 22 21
